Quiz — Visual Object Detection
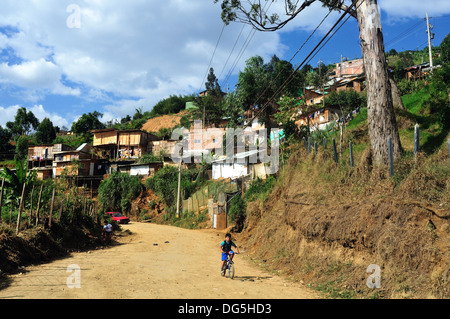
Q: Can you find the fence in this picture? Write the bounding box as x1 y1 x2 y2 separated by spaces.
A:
182 180 238 215
303 126 450 176
0 180 99 235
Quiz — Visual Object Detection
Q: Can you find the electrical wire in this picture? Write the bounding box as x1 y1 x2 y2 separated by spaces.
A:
244 0 362 128
198 23 226 94
220 0 273 89
245 6 335 114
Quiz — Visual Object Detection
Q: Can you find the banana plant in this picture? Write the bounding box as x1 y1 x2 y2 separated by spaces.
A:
0 158 37 200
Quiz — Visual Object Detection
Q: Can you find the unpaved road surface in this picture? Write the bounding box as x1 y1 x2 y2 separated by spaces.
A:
0 222 319 299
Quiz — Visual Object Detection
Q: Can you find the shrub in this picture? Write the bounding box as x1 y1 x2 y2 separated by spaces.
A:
145 166 200 211
228 194 246 231
98 172 142 213
244 176 276 202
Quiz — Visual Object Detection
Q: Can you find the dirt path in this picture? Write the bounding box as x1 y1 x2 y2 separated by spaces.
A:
0 222 319 299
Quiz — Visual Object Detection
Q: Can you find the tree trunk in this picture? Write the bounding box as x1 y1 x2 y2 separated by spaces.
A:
389 74 405 110
356 0 402 164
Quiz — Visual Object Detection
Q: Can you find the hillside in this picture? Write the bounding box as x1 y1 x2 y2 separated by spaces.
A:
141 112 188 134
235 88 450 299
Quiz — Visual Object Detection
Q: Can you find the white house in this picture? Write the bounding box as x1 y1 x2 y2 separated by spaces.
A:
211 150 270 180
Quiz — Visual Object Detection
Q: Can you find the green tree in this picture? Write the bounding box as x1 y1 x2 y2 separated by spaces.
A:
325 90 366 116
440 33 450 65
235 55 303 131
205 67 222 96
0 125 13 153
71 111 105 137
35 117 57 145
193 94 225 127
15 135 29 161
222 90 245 127
151 95 194 116
6 107 39 137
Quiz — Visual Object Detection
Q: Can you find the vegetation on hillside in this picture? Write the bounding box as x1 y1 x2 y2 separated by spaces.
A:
234 62 450 298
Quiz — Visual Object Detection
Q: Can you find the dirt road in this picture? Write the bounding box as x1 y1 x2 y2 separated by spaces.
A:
0 222 319 299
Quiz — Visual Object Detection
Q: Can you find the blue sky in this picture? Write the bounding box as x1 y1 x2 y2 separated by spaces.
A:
0 0 449 129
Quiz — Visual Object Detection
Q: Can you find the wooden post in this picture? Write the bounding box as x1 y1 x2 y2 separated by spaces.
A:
35 184 44 226
323 137 327 150
314 141 318 158
388 137 394 177
332 138 338 163
414 124 420 156
308 137 311 154
176 158 182 219
447 139 450 162
49 188 55 227
0 178 4 220
83 197 87 216
16 183 26 234
349 141 354 167
29 184 35 225
58 198 63 223
9 201 14 224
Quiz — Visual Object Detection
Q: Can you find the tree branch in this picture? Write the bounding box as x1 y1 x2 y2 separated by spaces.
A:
220 0 357 32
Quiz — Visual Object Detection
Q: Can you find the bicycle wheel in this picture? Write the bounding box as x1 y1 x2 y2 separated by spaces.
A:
228 262 235 279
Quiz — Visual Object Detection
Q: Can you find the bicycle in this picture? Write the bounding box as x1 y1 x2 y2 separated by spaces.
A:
221 253 235 279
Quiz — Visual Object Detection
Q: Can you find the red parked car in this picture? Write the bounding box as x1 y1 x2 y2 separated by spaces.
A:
106 212 130 224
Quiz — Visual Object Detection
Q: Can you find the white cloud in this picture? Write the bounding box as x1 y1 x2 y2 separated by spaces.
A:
379 0 450 19
0 58 79 97
0 1 283 116
3 0 446 123
0 104 69 128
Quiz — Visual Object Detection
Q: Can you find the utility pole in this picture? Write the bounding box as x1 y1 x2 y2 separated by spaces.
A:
318 58 323 95
426 12 434 69
176 148 183 219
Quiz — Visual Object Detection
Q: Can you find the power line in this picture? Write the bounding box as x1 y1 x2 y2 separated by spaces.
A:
217 23 246 82
245 7 335 114
220 27 257 88
198 23 226 94
244 0 362 129
384 20 423 49
220 0 273 89
385 20 422 47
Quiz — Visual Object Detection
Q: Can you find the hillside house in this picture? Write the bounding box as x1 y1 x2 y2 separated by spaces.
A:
333 58 364 78
149 140 178 157
92 128 158 160
117 162 164 177
404 62 431 81
28 144 54 169
211 150 271 181
303 88 324 106
334 76 365 93
53 143 100 177
28 143 74 180
296 106 342 131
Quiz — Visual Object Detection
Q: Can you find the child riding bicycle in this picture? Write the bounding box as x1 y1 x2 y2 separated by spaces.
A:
220 233 240 271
